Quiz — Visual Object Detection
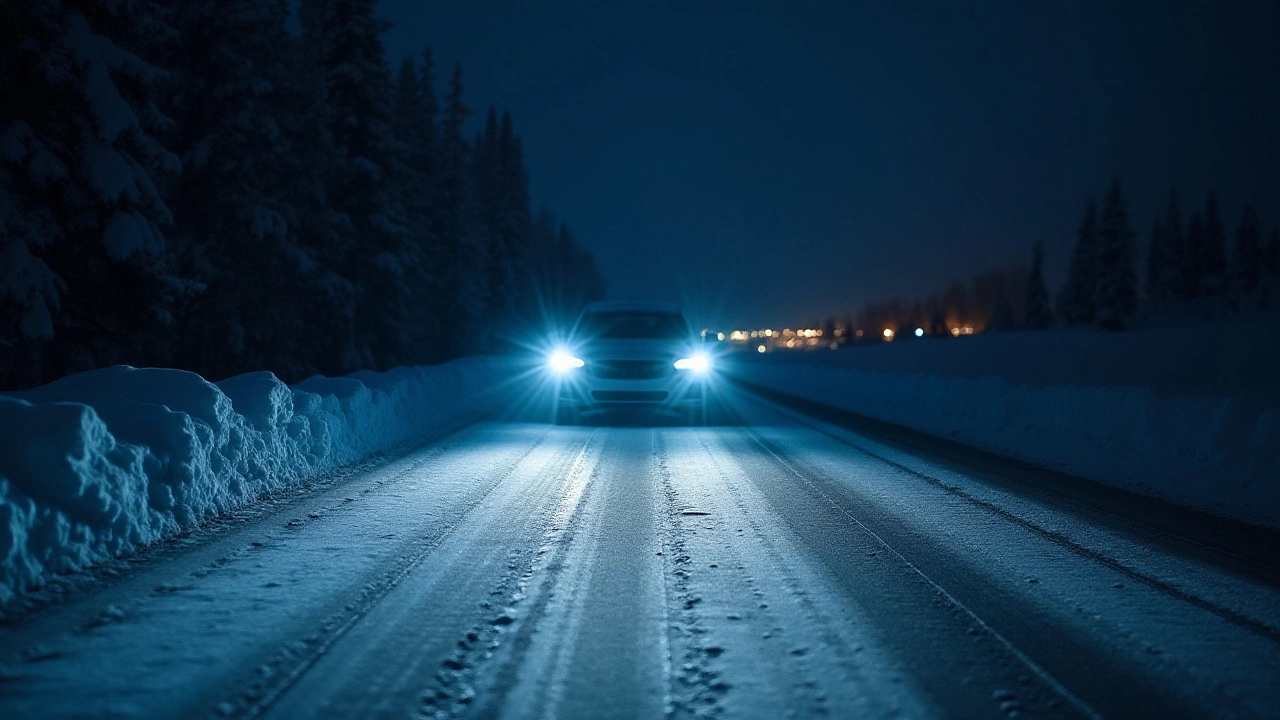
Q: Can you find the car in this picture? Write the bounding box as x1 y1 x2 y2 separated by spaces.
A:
547 301 714 424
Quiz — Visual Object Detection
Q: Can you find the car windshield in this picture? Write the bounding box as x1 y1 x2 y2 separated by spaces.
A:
577 311 688 340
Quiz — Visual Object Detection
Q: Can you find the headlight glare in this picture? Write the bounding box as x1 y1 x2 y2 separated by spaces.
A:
674 352 711 373
549 350 584 372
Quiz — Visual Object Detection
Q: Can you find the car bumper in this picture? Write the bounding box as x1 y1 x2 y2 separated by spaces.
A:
554 375 708 411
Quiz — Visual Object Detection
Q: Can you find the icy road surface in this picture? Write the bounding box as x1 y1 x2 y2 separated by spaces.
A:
2 392 1278 719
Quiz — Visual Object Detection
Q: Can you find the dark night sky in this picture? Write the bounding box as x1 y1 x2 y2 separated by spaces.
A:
378 1 1280 328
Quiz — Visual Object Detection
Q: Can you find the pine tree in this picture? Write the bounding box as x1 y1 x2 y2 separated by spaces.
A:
1231 205 1263 303
1095 177 1137 330
1200 192 1228 300
1162 190 1188 301
306 0 412 370
493 111 532 320
472 107 504 322
160 0 329 380
0 0 180 388
1144 218 1166 304
434 64 483 356
557 222 607 310
392 52 443 362
1024 241 1051 329
1184 213 1205 299
1266 227 1280 281
1057 197 1098 325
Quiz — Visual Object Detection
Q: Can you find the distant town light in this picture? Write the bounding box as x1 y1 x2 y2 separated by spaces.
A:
882 328 894 339
950 327 961 337
716 332 725 341
914 327 924 337
757 344 766 353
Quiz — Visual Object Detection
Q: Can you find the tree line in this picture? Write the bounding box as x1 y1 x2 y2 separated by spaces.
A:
1050 178 1280 331
846 266 1029 339
837 177 1279 339
0 0 606 391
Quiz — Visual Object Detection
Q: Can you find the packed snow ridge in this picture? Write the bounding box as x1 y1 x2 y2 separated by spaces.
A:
734 322 1280 529
0 358 504 604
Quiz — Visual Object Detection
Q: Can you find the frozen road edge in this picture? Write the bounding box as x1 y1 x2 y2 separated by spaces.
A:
0 357 509 605
728 363 1280 530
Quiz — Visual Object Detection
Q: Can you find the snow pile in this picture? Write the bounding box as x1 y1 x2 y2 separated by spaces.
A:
731 324 1280 528
0 358 505 603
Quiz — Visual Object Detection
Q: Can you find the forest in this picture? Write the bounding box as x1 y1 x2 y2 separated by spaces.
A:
848 178 1280 337
0 0 606 391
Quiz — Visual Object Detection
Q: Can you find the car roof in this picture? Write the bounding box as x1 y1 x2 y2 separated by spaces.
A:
582 301 683 315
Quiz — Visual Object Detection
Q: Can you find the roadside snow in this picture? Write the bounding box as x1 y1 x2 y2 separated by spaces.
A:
731 323 1280 529
0 358 504 604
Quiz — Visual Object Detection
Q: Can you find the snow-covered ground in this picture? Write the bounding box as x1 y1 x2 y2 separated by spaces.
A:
728 318 1280 529
0 358 506 604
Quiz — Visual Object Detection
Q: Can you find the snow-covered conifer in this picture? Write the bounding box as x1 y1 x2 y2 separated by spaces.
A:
1144 218 1166 304
390 54 442 362
159 0 334 380
1095 178 1137 330
1231 206 1263 304
0 0 180 388
1200 192 1228 300
1024 241 1051 329
306 0 413 371
1184 213 1205 299
434 64 484 356
1056 198 1098 325
1161 190 1187 301
1266 227 1280 281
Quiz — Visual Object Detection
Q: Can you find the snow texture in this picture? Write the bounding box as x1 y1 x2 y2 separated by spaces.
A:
734 323 1280 529
0 358 503 604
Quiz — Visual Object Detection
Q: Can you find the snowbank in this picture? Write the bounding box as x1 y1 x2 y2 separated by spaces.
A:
730 325 1280 529
0 358 505 604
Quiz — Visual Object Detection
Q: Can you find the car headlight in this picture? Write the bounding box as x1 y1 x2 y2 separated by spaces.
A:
549 350 584 372
674 352 711 373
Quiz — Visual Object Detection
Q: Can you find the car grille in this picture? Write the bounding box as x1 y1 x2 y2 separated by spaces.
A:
589 360 671 380
592 390 668 402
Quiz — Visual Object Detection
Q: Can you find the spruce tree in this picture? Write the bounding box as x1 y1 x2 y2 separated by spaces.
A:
160 0 330 380
306 0 412 370
1144 218 1166 304
434 64 483 356
1024 241 1051 329
473 107 504 324
1162 190 1187 301
0 0 180 388
1184 213 1205 299
1266 227 1280 280
1231 205 1262 303
1200 192 1228 300
1095 177 1137 330
494 111 532 320
1057 197 1098 325
557 222 607 310
392 53 444 362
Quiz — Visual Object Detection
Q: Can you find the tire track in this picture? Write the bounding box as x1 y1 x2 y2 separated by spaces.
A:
419 431 603 720
219 427 575 719
753 398 1280 646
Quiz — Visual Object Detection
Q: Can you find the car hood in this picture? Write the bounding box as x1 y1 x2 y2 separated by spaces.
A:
578 339 697 361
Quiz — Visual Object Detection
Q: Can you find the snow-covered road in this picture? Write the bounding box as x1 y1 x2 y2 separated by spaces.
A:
1 391 1277 719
